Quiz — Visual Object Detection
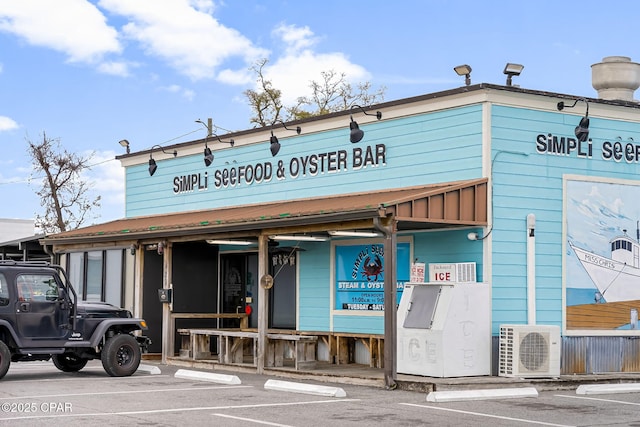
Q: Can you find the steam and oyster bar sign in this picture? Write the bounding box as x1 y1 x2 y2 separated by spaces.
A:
335 242 410 311
172 143 387 194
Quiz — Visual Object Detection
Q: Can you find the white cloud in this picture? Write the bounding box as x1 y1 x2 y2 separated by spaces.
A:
263 24 369 105
161 84 195 101
217 68 253 85
97 61 131 76
84 150 125 220
272 23 318 53
0 116 18 131
0 0 121 63
99 0 267 81
0 1 371 104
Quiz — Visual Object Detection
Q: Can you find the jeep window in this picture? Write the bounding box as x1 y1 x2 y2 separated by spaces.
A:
0 273 8 306
17 274 59 302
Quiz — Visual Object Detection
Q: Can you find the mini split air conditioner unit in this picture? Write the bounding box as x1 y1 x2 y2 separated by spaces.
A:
499 324 561 378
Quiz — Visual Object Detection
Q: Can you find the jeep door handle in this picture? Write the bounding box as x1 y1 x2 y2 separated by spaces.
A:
19 302 30 312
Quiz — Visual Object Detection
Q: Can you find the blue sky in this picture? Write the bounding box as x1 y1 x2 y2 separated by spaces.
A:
1 0 639 231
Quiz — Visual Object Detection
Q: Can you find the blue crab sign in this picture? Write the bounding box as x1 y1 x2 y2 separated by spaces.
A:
334 243 410 311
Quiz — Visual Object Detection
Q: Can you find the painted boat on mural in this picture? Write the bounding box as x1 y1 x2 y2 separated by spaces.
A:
569 232 640 303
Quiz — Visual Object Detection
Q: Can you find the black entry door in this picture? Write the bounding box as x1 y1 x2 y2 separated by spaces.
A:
269 249 296 330
221 254 247 328
142 251 163 353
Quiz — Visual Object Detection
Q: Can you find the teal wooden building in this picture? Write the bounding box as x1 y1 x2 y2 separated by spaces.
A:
44 57 640 380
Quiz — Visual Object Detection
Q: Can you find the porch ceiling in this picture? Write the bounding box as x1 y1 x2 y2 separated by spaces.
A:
41 178 488 246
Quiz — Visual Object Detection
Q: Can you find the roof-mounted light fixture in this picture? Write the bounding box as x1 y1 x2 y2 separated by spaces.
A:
557 98 590 142
349 104 382 143
196 118 215 166
196 118 234 167
270 120 301 157
504 63 524 86
118 139 130 154
148 144 177 176
454 64 472 86
214 134 234 147
203 135 235 167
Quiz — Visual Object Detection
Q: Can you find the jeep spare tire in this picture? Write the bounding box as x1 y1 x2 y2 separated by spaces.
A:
0 341 10 380
52 353 88 372
101 334 141 377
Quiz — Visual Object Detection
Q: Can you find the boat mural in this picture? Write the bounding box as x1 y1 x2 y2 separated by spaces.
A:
569 227 640 303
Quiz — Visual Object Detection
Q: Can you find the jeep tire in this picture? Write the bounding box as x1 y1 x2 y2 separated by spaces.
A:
0 341 10 380
101 334 141 377
52 353 88 372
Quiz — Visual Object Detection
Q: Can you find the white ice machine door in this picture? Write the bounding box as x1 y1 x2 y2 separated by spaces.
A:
403 284 443 329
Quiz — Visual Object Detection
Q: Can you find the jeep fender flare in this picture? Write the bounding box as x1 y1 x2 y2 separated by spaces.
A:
0 319 22 348
88 318 148 347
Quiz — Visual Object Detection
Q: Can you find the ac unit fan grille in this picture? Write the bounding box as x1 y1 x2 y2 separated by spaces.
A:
519 332 549 371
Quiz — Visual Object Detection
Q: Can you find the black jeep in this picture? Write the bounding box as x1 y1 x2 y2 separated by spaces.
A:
0 261 150 379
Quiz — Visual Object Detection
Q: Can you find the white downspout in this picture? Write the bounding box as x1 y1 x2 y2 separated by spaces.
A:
527 213 536 325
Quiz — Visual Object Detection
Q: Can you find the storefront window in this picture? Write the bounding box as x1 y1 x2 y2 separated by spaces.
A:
104 250 123 307
67 249 124 305
86 251 103 301
68 252 84 293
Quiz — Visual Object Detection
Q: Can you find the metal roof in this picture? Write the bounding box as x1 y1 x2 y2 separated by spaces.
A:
41 178 487 246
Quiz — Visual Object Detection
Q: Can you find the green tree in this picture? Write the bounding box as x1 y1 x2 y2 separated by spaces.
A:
27 132 101 233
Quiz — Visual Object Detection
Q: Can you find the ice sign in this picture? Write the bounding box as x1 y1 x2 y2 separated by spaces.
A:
429 263 476 283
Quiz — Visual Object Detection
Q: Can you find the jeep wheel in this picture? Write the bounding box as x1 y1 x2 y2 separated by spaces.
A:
101 334 141 377
0 341 10 380
52 353 88 372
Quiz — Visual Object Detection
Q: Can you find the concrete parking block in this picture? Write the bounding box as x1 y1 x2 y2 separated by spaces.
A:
137 364 162 375
576 383 640 395
264 379 347 397
175 368 241 384
426 387 539 402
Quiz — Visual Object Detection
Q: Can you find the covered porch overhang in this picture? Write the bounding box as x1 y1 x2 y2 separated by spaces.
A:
41 177 488 387
40 177 488 248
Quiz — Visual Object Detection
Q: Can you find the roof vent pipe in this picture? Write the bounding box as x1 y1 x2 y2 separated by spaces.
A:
591 56 640 101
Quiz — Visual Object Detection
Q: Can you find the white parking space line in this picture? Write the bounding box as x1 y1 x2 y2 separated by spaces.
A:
2 374 173 383
213 413 294 426
556 394 640 406
0 385 252 400
400 403 575 427
0 398 360 421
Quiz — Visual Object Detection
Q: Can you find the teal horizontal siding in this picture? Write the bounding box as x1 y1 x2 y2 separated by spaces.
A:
333 315 383 334
490 104 640 333
125 105 484 217
298 243 331 331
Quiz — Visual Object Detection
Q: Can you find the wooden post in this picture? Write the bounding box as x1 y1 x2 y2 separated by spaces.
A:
161 242 173 364
376 216 397 389
257 235 270 374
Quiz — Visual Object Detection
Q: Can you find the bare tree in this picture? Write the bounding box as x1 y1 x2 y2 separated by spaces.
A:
27 132 101 233
243 58 285 127
244 59 386 125
290 70 386 120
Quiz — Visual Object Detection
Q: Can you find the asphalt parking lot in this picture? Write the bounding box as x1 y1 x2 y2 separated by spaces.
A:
2 361 640 426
